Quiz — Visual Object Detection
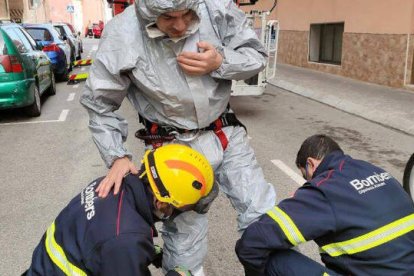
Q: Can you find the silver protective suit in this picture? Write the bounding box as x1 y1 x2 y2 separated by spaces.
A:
80 0 276 273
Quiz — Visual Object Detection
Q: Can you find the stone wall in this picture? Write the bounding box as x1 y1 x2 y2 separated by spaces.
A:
278 30 412 88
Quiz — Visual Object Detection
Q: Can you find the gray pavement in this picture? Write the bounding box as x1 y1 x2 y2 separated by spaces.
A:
269 64 414 137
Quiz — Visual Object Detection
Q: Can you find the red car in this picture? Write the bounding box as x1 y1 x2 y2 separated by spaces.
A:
92 23 102 38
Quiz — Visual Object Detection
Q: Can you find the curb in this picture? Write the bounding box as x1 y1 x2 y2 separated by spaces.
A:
268 79 414 137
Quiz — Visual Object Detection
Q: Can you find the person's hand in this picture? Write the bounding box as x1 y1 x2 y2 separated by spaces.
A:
95 156 138 198
177 41 223 76
151 245 163 268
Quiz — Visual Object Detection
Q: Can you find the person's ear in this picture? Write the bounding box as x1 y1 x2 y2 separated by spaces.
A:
154 199 169 211
307 157 316 171
306 157 321 179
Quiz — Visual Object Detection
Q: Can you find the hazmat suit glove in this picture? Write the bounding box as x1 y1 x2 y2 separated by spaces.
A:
166 266 193 276
177 41 223 76
151 245 163 268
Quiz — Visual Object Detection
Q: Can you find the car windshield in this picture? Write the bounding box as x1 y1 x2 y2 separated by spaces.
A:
25 28 54 42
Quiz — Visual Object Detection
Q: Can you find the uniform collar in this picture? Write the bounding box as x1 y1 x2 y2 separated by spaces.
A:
124 175 155 226
313 150 345 179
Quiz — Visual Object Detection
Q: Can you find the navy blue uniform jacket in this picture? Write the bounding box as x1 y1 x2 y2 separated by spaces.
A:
26 174 155 275
236 151 414 275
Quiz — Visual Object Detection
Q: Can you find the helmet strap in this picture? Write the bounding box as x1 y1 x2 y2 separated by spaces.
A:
148 150 170 198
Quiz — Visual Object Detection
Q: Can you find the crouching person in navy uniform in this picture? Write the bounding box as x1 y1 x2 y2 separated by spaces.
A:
24 144 217 276
236 134 414 276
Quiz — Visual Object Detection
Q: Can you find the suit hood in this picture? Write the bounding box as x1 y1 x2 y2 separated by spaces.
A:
135 0 201 23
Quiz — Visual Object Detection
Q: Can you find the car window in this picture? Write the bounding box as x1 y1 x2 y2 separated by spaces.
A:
54 26 64 36
0 31 9 55
25 28 53 42
19 28 38 50
4 29 28 53
14 28 34 51
63 25 73 37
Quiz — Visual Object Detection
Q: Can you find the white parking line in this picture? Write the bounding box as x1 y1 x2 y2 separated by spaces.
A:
271 159 305 186
67 93 76 102
0 109 69 126
92 45 98 51
81 67 86 71
73 84 79 89
58 109 69 121
247 135 252 140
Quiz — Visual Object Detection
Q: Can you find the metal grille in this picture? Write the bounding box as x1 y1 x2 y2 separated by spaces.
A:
10 9 23 20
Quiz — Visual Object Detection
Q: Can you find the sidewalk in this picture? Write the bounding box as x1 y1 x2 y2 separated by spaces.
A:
268 64 414 136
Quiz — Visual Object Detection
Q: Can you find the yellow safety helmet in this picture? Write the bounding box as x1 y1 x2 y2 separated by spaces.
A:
141 144 214 209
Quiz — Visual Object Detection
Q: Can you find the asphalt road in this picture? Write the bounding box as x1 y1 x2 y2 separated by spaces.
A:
1 38 413 276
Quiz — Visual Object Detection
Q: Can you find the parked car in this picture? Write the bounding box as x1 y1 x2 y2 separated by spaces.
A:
0 23 55 116
23 23 72 81
63 22 83 54
53 22 82 61
92 23 102 38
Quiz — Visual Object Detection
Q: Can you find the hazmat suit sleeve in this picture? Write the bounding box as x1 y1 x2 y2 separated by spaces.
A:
235 185 336 274
208 0 267 81
80 19 133 168
99 234 154 275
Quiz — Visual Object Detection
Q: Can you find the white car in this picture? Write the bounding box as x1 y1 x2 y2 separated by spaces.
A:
53 23 82 61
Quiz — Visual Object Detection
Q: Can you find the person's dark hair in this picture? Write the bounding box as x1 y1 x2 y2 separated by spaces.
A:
295 134 343 168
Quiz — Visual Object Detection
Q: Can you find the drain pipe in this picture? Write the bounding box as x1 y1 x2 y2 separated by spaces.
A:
404 33 410 86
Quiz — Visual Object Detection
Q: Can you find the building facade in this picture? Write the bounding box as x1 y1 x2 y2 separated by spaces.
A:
247 0 414 88
0 0 9 20
0 0 111 34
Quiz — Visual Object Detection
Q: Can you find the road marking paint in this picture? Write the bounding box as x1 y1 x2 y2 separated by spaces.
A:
247 135 252 139
67 93 76 102
271 159 305 186
0 109 70 126
92 45 98 51
73 84 79 89
81 67 85 71
58 109 69 121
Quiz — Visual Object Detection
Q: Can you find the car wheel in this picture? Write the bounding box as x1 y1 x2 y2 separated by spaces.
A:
69 54 74 72
403 153 414 201
46 72 56 96
76 48 82 60
56 58 69 82
25 85 41 117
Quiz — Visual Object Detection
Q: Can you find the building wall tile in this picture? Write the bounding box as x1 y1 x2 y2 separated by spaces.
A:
278 30 410 87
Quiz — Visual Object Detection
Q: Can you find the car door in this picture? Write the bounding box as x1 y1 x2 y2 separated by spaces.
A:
19 27 52 93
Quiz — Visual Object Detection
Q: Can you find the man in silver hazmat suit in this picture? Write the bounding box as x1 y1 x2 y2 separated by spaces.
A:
80 0 276 274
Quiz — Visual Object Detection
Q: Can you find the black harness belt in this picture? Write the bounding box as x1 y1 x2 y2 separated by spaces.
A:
135 112 245 150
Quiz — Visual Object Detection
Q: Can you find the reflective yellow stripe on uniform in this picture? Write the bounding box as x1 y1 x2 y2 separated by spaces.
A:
45 221 87 276
321 213 414 257
266 206 306 246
